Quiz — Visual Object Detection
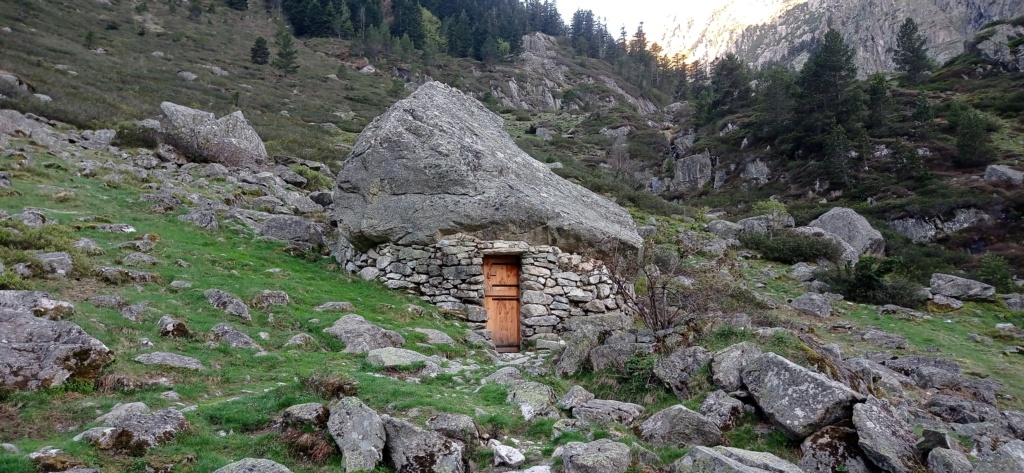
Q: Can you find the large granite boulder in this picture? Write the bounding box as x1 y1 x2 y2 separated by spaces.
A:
323 314 405 353
332 82 641 256
852 397 920 473
159 102 268 167
0 308 114 390
639 405 724 447
653 346 713 400
672 446 802 473
930 274 996 302
742 353 864 439
672 152 713 192
712 342 762 392
561 439 631 473
798 424 871 473
985 164 1024 185
808 207 884 257
975 439 1024 471
382 415 466 473
327 397 385 472
572 399 645 425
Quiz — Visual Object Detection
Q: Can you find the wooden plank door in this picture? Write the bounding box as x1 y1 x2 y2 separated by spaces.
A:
484 256 521 353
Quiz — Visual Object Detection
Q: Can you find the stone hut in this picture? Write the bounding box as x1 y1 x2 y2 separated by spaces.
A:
332 82 642 352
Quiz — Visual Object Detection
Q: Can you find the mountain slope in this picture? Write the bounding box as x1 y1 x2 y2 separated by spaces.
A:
661 0 1024 73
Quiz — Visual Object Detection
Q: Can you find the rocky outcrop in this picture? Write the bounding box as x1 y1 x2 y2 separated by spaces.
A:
808 208 884 257
672 446 802 473
213 459 293 473
653 346 713 399
852 397 920 473
712 342 763 392
970 23 1024 71
663 0 1024 75
888 208 992 243
332 82 641 257
159 102 268 167
798 424 872 473
672 152 714 192
572 399 645 425
742 353 865 439
0 308 114 391
985 164 1024 185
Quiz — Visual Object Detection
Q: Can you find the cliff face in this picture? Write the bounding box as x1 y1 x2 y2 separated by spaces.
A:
662 0 1024 74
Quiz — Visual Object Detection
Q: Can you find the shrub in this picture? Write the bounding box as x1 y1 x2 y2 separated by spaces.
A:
112 123 160 149
974 254 1015 293
814 257 927 308
739 229 843 264
290 165 333 191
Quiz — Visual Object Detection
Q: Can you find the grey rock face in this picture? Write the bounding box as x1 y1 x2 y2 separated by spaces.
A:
382 415 466 473
35 252 73 278
927 448 974 473
639 405 724 447
573 399 645 426
713 342 763 392
332 82 641 256
204 289 251 320
427 413 479 444
976 439 1024 471
213 458 293 473
210 323 263 350
561 439 631 473
798 424 871 473
852 397 920 473
261 216 327 247
327 397 385 473
107 408 188 453
808 207 884 257
700 390 746 430
742 353 864 439
507 381 559 420
555 327 600 377
926 394 1001 424
653 346 713 399
791 292 833 318
134 352 204 370
159 102 268 167
972 24 1024 71
930 274 996 302
985 164 1024 185
323 314 405 353
844 358 909 397
672 152 714 192
0 308 114 390
0 290 76 318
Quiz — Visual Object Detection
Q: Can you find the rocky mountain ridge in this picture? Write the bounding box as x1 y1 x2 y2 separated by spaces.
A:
662 0 1024 73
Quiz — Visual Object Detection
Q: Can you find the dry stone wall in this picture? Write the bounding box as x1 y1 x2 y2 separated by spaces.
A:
339 236 620 339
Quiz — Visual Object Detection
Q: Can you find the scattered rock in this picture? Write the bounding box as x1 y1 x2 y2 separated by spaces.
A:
489 439 525 467
712 342 763 392
861 328 909 349
639 404 724 447
984 165 1024 185
975 439 1024 471
852 397 920 473
930 274 996 302
1 290 76 319
808 207 885 257
323 314 405 353
261 215 327 247
742 353 864 439
507 381 559 420
34 251 73 278
412 328 456 346
123 252 159 266
314 301 356 312
561 439 631 473
798 424 872 473
556 385 595 410
927 447 974 473
204 289 251 320
327 397 385 472
366 347 429 368
0 308 114 390
791 292 833 318
96 266 160 284
210 323 263 350
382 415 466 473
482 366 523 385
427 413 479 444
134 352 204 370
159 102 268 167
700 390 746 430
158 315 189 338
573 399 645 425
653 346 713 399
711 446 804 472
213 458 293 473
251 290 289 310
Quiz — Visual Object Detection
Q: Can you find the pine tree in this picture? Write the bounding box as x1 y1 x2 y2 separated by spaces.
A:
894 17 931 84
271 26 300 76
710 53 751 117
824 124 852 185
913 92 933 123
330 0 354 38
865 73 890 130
796 29 862 143
954 107 995 168
188 1 203 21
250 36 270 64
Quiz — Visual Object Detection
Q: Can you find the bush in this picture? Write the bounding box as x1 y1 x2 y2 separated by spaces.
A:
739 229 843 264
112 123 160 149
814 257 927 308
974 254 1015 293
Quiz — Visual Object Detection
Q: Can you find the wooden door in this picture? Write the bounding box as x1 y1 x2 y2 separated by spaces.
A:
484 256 521 353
